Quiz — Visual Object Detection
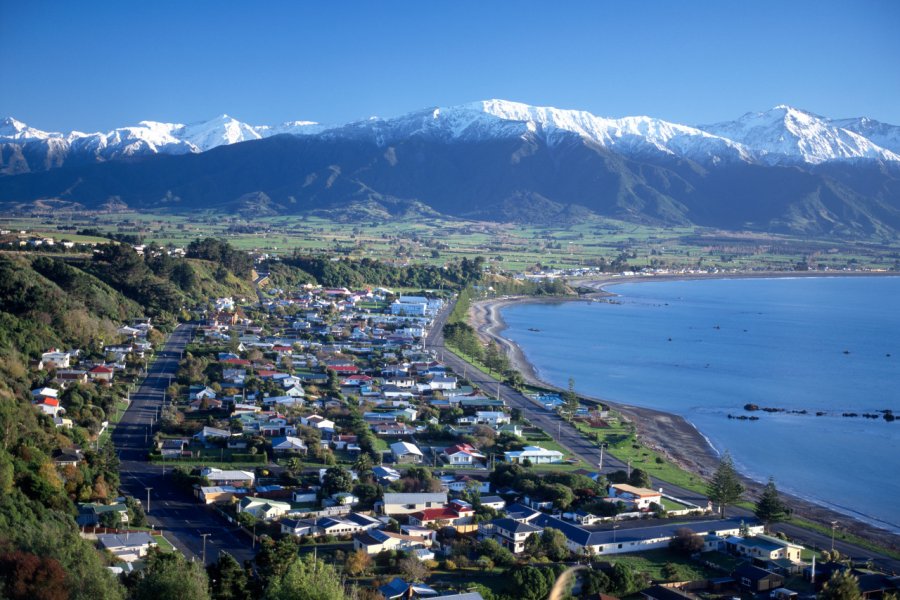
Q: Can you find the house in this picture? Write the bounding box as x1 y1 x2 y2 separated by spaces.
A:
35 397 65 417
353 529 430 555
380 492 448 516
641 585 699 600
196 486 247 504
480 517 544 554
531 514 764 556
732 564 784 593
301 414 335 431
408 502 474 528
271 436 308 454
378 578 438 599
479 495 506 510
76 502 130 527
190 396 223 411
371 422 416 436
504 445 563 464
193 426 232 444
53 448 83 467
442 443 486 465
474 411 510 426
97 532 157 562
291 488 318 504
724 534 804 562
609 484 663 511
88 365 115 382
390 441 424 464
237 496 292 520
42 349 73 369
372 466 401 483
159 438 189 457
201 468 255 487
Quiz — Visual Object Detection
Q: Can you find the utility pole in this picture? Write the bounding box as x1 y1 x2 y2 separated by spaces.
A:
830 521 838 552
145 487 152 513
200 533 211 564
599 443 606 472
626 460 632 479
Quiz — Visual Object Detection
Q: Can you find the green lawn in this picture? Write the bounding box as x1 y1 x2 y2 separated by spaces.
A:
571 417 708 495
604 548 720 582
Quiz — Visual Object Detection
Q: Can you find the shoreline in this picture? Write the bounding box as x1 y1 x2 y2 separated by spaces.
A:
469 271 900 550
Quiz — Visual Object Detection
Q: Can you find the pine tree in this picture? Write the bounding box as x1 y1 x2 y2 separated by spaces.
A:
754 477 791 529
819 570 862 600
706 451 745 518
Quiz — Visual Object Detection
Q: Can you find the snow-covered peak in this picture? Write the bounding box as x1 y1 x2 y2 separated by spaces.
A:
829 116 900 155
0 117 57 141
699 106 900 164
178 114 262 151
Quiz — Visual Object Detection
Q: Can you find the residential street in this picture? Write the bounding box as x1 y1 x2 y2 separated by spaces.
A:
425 299 900 573
113 323 257 565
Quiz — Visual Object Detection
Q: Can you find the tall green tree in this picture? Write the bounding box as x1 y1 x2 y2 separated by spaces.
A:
819 570 862 600
628 468 652 489
207 552 251 600
707 451 745 518
130 550 210 600
322 467 352 495
263 554 346 600
754 477 791 529
563 377 579 414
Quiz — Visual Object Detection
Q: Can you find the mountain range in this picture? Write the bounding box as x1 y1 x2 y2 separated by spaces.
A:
2 100 899 236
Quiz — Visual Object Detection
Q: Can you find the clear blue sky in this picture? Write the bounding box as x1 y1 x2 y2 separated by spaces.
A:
2 0 899 131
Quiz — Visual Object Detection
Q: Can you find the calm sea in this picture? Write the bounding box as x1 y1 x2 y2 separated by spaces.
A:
500 276 900 533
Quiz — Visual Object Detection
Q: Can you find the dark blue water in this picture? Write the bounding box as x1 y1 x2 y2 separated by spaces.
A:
501 277 900 532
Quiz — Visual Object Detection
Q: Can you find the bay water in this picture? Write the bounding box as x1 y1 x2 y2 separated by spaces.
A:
500 276 900 533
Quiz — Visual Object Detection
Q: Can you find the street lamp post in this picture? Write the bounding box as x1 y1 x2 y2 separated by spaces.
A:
145 487 153 513
201 533 211 564
831 521 838 552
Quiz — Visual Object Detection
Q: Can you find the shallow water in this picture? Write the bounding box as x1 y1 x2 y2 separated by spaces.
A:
500 276 900 533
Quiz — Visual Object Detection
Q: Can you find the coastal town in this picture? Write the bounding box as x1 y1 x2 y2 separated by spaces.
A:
17 248 898 600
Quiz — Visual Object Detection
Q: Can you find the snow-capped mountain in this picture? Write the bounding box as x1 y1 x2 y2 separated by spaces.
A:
3 101 898 177
698 105 900 165
828 116 900 155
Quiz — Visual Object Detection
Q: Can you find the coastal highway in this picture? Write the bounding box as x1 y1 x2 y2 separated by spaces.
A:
425 299 900 573
113 323 256 565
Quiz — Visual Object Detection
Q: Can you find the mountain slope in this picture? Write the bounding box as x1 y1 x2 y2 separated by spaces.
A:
2 124 899 236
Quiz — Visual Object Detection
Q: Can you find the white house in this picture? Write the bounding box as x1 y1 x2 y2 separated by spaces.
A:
201 468 255 487
238 496 292 520
504 445 563 464
442 443 486 466
608 484 663 511
271 436 308 454
380 492 447 516
390 441 424 464
97 532 158 563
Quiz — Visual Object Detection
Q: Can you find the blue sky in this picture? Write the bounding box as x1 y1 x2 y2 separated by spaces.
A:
2 0 899 131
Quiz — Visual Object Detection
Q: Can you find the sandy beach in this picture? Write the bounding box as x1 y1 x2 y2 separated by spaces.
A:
469 272 900 552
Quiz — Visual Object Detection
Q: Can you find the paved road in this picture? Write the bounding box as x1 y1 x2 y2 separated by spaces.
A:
113 323 256 566
425 299 900 574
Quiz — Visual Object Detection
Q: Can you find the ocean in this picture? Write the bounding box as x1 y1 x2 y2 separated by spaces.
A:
499 276 900 533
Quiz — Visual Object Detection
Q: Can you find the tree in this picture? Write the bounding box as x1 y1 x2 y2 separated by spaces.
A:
539 528 571 561
510 566 552 600
343 549 371 576
0 551 69 600
706 451 744 518
397 556 430 582
322 466 352 495
207 552 251 600
669 527 704 556
610 563 638 597
256 537 300 585
628 468 652 489
563 377 579 414
662 562 680 581
263 553 345 600
99 509 122 529
754 477 791 529
582 569 612 596
131 549 211 600
819 570 862 600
